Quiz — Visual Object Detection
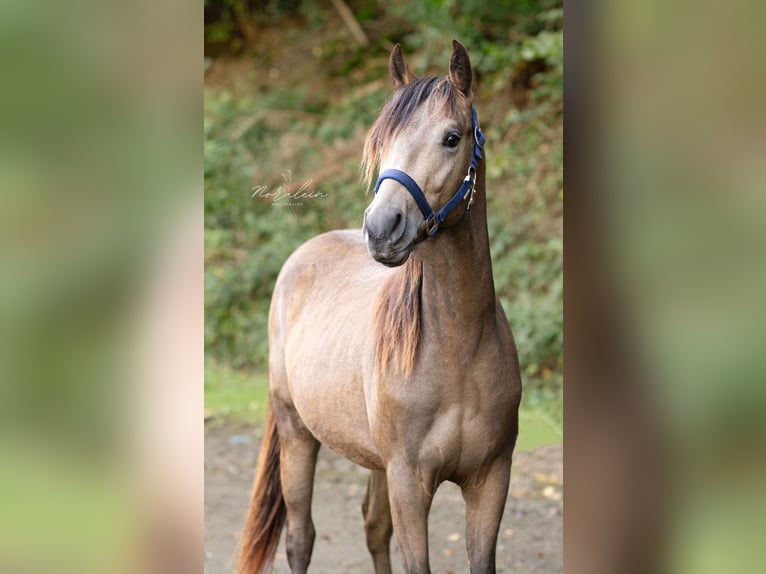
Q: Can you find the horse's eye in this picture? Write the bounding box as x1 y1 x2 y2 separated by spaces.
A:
443 133 461 148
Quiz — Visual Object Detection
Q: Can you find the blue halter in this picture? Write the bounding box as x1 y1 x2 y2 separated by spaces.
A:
372 106 486 236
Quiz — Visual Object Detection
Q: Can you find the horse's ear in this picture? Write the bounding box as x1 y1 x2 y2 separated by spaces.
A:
389 44 414 88
448 39 472 96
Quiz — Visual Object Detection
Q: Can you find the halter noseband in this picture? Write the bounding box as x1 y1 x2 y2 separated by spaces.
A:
372 106 486 236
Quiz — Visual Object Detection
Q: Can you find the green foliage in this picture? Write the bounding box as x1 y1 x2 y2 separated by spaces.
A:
205 0 304 49
484 103 563 392
390 0 562 110
204 82 390 369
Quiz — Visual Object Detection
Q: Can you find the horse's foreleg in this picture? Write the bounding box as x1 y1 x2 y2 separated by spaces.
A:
279 429 320 574
386 463 434 574
460 457 512 574
362 469 393 574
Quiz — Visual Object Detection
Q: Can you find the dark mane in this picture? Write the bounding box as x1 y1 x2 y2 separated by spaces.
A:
373 257 423 377
362 76 466 188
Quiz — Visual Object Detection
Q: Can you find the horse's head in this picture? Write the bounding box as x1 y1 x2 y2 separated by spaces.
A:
362 39 482 267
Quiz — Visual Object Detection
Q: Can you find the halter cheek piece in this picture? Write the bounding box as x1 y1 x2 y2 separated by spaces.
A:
372 106 486 236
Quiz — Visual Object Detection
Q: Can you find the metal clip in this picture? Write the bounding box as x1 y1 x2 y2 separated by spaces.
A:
463 166 476 200
466 165 476 183
425 214 439 236
466 185 476 212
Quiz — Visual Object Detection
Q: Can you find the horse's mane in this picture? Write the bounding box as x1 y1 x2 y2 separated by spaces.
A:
373 257 423 377
361 76 466 189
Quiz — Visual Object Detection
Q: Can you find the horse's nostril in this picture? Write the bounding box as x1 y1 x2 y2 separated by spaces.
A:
389 210 406 241
365 207 404 241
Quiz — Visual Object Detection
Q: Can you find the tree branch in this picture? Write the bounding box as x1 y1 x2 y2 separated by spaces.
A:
328 0 369 47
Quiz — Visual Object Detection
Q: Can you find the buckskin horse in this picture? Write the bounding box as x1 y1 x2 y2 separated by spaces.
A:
238 39 522 574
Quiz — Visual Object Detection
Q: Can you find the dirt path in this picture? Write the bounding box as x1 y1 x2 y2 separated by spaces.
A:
205 422 562 573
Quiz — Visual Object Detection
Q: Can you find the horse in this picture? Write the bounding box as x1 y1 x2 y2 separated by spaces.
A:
238 39 522 574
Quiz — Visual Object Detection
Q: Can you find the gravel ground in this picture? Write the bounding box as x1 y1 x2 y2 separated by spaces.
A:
205 421 562 574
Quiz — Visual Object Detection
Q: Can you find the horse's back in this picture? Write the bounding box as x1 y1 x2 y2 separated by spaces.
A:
268 229 390 469
281 228 370 276
270 229 387 336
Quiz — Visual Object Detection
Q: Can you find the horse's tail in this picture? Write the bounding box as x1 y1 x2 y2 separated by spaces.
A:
237 403 286 573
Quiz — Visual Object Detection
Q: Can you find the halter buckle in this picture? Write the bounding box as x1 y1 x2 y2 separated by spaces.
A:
425 214 439 236
463 165 477 200
464 166 476 190
466 184 477 212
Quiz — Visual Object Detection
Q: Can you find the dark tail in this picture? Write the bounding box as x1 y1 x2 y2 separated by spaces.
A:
237 403 286 573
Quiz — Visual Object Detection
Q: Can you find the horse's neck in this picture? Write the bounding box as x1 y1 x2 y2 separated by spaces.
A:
416 176 496 332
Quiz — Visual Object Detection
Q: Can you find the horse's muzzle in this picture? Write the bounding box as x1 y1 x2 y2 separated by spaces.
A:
366 242 411 267
363 206 413 267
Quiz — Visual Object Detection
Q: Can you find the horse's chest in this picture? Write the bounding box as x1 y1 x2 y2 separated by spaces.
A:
387 407 504 488
376 380 515 479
